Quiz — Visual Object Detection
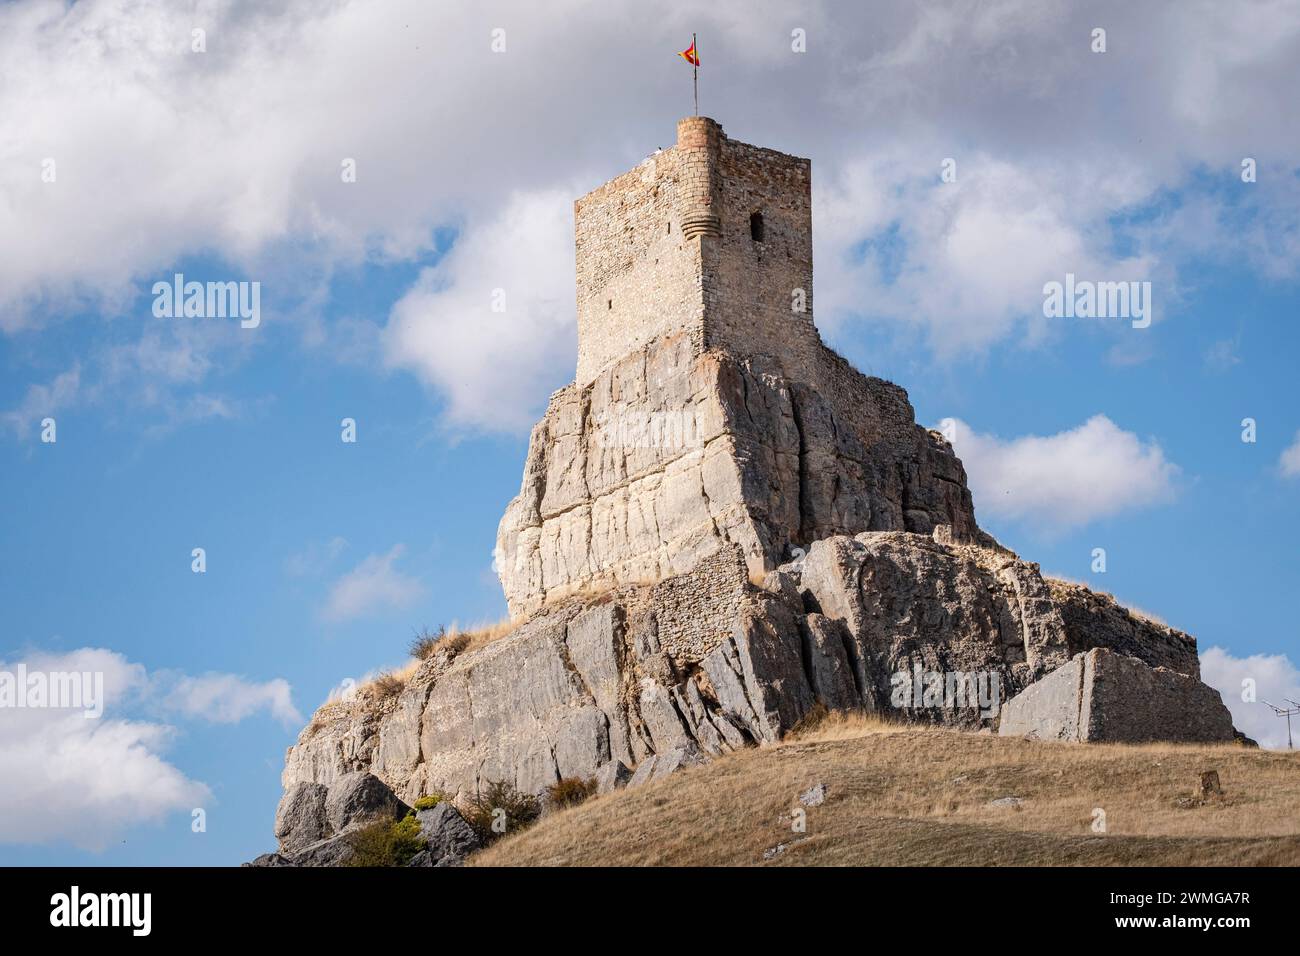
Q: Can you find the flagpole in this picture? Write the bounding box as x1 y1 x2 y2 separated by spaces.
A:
693 33 698 115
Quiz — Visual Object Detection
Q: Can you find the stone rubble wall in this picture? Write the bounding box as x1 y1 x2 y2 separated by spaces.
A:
1047 578 1200 678
998 647 1236 743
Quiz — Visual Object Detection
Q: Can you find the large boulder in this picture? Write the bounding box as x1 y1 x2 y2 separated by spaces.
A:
998 648 1237 744
273 781 328 855
408 803 481 867
594 759 632 794
271 771 408 861
291 833 357 867
324 771 407 834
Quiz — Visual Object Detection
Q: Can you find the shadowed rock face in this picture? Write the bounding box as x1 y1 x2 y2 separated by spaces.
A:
495 335 982 617
281 532 1222 814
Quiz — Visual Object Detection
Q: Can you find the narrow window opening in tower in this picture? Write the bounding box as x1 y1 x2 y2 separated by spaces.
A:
667 221 672 234
608 299 612 310
750 212 765 242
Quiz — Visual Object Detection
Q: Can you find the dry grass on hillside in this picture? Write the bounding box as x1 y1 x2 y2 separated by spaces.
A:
473 719 1300 867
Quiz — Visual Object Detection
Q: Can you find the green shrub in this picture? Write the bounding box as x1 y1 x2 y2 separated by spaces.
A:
546 776 597 809
345 813 427 867
412 793 444 811
460 780 541 844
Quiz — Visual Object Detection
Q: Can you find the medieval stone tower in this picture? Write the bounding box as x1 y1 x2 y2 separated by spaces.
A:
575 116 821 387
497 117 981 617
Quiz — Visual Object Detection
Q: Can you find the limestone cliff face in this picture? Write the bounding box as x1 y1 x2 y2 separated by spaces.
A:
495 334 982 617
280 531 1207 826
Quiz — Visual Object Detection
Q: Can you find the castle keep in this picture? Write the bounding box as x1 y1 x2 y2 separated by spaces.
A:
575 116 820 386
497 117 980 616
265 120 1242 856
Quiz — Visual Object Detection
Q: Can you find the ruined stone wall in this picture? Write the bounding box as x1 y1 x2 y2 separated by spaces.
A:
574 146 704 386
701 133 823 381
643 544 751 664
574 117 824 389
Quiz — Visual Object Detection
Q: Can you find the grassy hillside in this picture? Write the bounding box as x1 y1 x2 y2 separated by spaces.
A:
473 716 1300 866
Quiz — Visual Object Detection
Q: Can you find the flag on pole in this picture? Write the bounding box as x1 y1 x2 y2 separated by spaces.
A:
679 35 699 115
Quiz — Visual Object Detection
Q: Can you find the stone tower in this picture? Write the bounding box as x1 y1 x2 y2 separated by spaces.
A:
497 118 983 617
575 116 821 387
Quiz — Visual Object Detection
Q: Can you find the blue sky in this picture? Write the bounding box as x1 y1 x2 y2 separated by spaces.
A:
2 0 1299 865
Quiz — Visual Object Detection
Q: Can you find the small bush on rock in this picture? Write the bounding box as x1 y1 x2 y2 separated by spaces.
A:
546 776 597 810
370 672 406 701
461 780 541 844
413 793 444 811
409 625 445 660
345 813 426 867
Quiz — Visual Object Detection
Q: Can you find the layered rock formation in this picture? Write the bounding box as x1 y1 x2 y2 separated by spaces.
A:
495 335 982 616
266 116 1243 860
279 530 1221 824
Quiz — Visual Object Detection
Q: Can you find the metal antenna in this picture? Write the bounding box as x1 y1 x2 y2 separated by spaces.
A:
1262 700 1299 749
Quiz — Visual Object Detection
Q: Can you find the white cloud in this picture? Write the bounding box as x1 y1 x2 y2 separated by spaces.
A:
1199 646 1300 749
323 544 424 622
0 366 81 439
0 648 206 849
1279 430 1300 478
2 0 1299 431
0 646 302 848
286 536 348 577
941 414 1180 531
816 149 1160 352
160 673 301 727
383 189 577 431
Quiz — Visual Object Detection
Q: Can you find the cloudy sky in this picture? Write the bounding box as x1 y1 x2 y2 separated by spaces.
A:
2 0 1299 864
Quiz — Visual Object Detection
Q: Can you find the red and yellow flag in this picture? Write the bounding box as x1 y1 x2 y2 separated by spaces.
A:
678 39 698 66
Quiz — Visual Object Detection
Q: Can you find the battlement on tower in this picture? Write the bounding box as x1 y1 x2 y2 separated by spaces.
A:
574 117 821 386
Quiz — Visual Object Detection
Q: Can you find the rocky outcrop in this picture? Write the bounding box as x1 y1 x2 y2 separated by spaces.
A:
407 803 480 867
284 546 799 805
495 336 982 616
998 648 1237 743
266 772 409 864
280 530 1232 820
1047 579 1200 677
266 117 1247 867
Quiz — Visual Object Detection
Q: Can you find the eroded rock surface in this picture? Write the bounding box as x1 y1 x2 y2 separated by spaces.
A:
495 337 982 617
279 531 1230 824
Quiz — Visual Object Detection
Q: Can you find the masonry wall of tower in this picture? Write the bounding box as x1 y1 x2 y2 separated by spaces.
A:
574 117 824 387
699 131 823 380
574 146 704 385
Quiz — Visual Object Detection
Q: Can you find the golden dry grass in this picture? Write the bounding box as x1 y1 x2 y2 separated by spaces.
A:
472 720 1300 867
355 619 524 701
449 617 519 656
